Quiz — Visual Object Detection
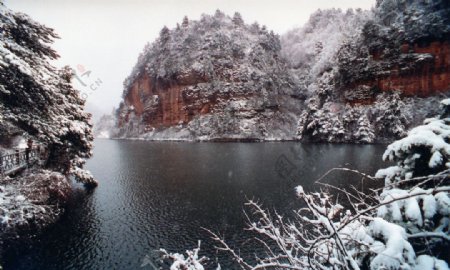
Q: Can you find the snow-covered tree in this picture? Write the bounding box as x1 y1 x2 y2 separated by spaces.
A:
372 98 450 267
214 9 225 19
182 16 189 28
238 99 449 269
355 114 375 143
164 99 449 270
0 4 96 186
342 105 362 140
232 12 243 26
159 26 170 45
373 92 409 139
281 8 371 75
377 99 450 182
117 11 301 141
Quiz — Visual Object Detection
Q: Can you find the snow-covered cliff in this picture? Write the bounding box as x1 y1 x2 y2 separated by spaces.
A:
116 11 304 141
288 0 450 143
113 1 449 143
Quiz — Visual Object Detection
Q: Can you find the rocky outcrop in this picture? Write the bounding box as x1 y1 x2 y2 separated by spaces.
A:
343 40 450 104
120 73 208 128
339 0 450 104
116 11 303 141
377 41 449 96
114 1 449 143
289 0 450 143
0 170 71 249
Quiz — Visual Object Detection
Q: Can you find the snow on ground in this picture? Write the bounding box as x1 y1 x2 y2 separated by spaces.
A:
0 170 71 239
96 131 110 139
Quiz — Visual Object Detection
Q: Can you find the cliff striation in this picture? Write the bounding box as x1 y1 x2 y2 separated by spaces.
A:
344 41 450 103
289 0 450 143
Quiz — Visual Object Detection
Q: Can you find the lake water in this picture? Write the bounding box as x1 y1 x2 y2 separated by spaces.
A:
2 140 388 269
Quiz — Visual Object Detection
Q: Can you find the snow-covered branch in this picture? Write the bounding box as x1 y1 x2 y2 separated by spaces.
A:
167 98 450 270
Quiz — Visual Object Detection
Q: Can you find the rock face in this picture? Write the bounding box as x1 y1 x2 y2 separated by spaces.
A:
284 0 450 143
339 0 450 104
114 2 450 143
381 41 449 96
343 40 450 104
120 73 206 128
116 11 303 141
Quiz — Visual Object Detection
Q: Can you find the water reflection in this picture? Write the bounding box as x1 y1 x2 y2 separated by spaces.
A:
2 140 388 269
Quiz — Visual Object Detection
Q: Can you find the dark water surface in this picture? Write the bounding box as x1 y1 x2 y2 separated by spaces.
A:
3 140 388 269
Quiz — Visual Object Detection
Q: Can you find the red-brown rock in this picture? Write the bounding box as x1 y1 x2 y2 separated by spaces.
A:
346 41 450 104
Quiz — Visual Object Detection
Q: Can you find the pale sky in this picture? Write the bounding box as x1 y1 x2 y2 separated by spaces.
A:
5 0 375 120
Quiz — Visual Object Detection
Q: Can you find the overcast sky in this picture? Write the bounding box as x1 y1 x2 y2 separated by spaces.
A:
5 0 375 120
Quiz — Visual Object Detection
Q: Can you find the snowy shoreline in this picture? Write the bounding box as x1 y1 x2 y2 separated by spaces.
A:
0 170 72 258
101 136 389 144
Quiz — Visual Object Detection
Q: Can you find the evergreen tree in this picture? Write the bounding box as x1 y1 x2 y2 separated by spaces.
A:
250 22 260 33
181 15 189 28
214 9 225 19
374 92 409 139
355 114 375 143
159 25 170 45
0 4 96 186
314 41 323 55
232 12 244 26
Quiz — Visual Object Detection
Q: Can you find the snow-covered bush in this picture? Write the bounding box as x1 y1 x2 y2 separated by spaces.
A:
167 99 449 269
0 170 71 234
147 241 221 270
378 99 450 182
373 99 450 264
